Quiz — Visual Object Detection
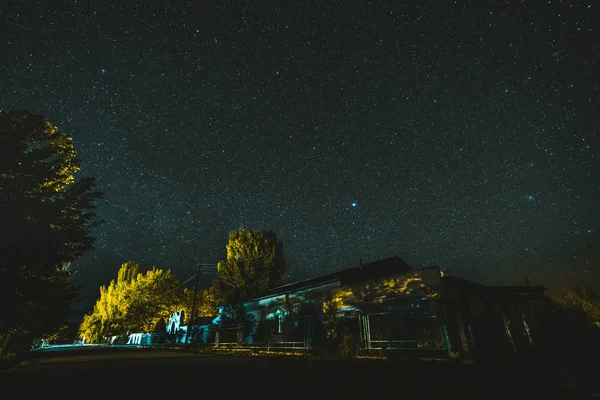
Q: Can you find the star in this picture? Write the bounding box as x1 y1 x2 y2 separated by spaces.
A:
2 0 597 312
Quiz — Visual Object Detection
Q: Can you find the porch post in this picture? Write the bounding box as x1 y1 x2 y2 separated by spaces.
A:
364 314 371 350
358 311 364 349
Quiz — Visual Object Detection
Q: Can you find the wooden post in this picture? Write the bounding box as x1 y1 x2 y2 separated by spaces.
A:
187 264 202 344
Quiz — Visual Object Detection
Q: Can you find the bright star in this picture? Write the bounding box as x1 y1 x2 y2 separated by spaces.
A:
526 195 535 201
351 202 357 207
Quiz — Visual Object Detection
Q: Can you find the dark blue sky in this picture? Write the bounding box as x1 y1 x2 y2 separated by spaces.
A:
1 1 598 314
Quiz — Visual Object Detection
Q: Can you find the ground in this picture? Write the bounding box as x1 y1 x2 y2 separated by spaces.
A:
0 346 597 399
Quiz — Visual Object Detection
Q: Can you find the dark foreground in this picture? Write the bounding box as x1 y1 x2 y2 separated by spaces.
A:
0 347 597 399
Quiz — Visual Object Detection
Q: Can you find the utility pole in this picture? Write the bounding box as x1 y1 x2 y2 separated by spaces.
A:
187 263 202 344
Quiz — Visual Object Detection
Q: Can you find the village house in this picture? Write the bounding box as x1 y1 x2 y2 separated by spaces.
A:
133 255 549 358
211 255 548 357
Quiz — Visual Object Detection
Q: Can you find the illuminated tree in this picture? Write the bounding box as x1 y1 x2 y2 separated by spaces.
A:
555 285 600 328
180 287 218 323
0 109 103 359
322 271 438 315
213 227 286 304
122 267 182 334
78 262 135 342
78 262 183 343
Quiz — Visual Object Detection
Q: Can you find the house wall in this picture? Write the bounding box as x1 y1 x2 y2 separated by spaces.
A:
441 280 548 355
208 267 547 358
239 281 341 346
238 269 448 351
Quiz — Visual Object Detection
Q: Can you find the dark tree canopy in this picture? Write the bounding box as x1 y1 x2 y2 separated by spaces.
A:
0 109 103 358
214 227 286 304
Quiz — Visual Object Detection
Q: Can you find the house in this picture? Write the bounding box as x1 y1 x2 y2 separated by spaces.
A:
212 255 549 357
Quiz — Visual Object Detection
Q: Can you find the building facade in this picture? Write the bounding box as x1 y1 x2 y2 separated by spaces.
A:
212 256 548 357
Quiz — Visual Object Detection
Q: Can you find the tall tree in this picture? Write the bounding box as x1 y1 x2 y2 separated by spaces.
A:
122 267 182 334
0 109 103 359
214 227 286 304
78 262 183 343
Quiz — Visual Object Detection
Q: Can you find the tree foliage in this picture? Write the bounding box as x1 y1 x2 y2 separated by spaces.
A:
78 262 183 343
180 287 218 325
0 109 103 359
323 271 438 317
554 285 600 328
213 227 286 304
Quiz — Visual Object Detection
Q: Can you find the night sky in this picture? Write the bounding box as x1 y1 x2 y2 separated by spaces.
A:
2 1 598 314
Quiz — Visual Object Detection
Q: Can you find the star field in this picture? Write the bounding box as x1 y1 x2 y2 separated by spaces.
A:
1 1 598 313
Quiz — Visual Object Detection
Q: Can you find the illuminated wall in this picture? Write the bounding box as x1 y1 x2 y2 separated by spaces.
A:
167 310 184 334
127 332 153 345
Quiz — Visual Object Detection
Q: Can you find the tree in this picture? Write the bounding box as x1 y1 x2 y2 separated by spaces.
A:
554 285 600 328
0 109 103 359
213 227 286 304
78 262 183 343
78 262 133 343
122 266 182 335
180 287 218 324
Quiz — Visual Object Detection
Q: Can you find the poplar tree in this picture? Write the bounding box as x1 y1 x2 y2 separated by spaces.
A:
214 227 286 304
78 262 183 343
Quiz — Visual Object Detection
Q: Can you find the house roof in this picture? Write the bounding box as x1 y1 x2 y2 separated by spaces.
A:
263 255 414 297
442 276 547 296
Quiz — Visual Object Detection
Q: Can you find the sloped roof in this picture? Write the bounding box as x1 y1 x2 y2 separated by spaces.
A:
264 255 414 297
442 275 546 296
